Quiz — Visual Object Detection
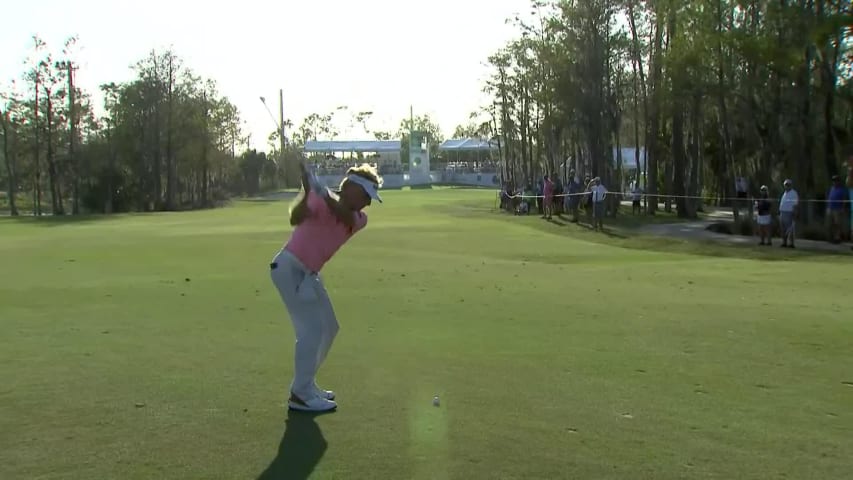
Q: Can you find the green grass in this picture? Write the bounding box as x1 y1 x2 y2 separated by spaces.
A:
1 188 851 480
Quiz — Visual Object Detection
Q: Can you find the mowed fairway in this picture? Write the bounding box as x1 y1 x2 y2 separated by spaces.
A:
1 188 851 480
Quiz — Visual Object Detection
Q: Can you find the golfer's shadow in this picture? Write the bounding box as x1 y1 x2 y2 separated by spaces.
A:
257 410 333 480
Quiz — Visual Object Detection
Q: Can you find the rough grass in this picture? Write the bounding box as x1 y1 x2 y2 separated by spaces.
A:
1 188 851 480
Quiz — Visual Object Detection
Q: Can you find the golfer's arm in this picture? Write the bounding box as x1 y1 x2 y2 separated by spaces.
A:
323 195 355 228
289 193 310 226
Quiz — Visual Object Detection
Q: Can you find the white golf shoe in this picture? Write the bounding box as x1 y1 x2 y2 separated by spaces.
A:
288 392 337 412
314 384 336 401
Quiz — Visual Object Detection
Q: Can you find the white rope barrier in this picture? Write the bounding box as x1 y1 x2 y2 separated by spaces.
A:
495 190 853 204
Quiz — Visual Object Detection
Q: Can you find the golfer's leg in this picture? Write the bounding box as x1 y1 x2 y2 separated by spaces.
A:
314 280 339 372
288 302 325 398
271 266 323 399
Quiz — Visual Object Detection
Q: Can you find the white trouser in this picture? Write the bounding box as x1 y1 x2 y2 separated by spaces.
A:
269 249 339 399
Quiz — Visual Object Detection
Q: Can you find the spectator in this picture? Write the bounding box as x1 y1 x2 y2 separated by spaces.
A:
827 175 848 244
564 171 582 223
631 182 643 215
552 176 564 215
755 185 773 246
542 174 554 220
590 177 608 231
779 179 799 249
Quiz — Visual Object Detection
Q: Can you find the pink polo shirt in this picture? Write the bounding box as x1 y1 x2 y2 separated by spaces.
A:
285 191 368 272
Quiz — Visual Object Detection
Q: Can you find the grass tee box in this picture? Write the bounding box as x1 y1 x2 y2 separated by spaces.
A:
1 188 851 480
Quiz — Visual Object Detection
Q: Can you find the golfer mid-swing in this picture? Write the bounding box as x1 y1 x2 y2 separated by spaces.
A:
270 162 383 412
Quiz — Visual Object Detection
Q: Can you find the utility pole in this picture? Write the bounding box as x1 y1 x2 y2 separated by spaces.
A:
279 89 287 187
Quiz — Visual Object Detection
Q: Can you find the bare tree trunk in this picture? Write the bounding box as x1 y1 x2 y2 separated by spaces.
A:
138 116 148 211
689 92 703 215
498 74 514 182
33 77 42 216
646 9 664 215
630 51 642 188
520 81 531 178
146 52 164 210
615 131 623 216
627 0 649 212
202 90 209 207
45 92 64 215
821 28 842 177
663 12 674 214
67 63 79 214
672 88 689 217
490 105 506 182
105 123 114 214
798 41 816 223
664 122 673 213
715 0 735 216
1 109 19 216
166 53 176 210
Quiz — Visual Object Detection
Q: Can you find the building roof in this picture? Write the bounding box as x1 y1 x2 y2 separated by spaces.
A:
439 138 499 151
303 140 401 153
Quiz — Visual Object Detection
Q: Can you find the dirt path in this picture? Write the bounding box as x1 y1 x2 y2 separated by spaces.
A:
636 212 852 254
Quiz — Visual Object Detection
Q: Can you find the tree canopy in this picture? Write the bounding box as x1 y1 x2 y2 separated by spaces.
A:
480 0 852 218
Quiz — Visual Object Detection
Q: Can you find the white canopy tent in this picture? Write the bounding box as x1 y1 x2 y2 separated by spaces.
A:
438 138 499 172
302 140 403 173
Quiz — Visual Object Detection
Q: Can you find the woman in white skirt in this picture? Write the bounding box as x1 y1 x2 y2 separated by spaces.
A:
755 185 773 246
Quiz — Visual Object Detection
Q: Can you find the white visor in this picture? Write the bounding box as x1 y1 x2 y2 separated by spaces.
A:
345 174 383 203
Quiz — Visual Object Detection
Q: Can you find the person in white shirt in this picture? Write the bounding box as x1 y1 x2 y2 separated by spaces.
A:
631 182 643 215
778 179 799 248
589 177 608 231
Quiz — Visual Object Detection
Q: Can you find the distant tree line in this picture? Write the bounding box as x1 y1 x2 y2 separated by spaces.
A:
0 36 454 216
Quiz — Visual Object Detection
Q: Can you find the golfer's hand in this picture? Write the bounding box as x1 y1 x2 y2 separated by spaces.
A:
300 163 329 197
